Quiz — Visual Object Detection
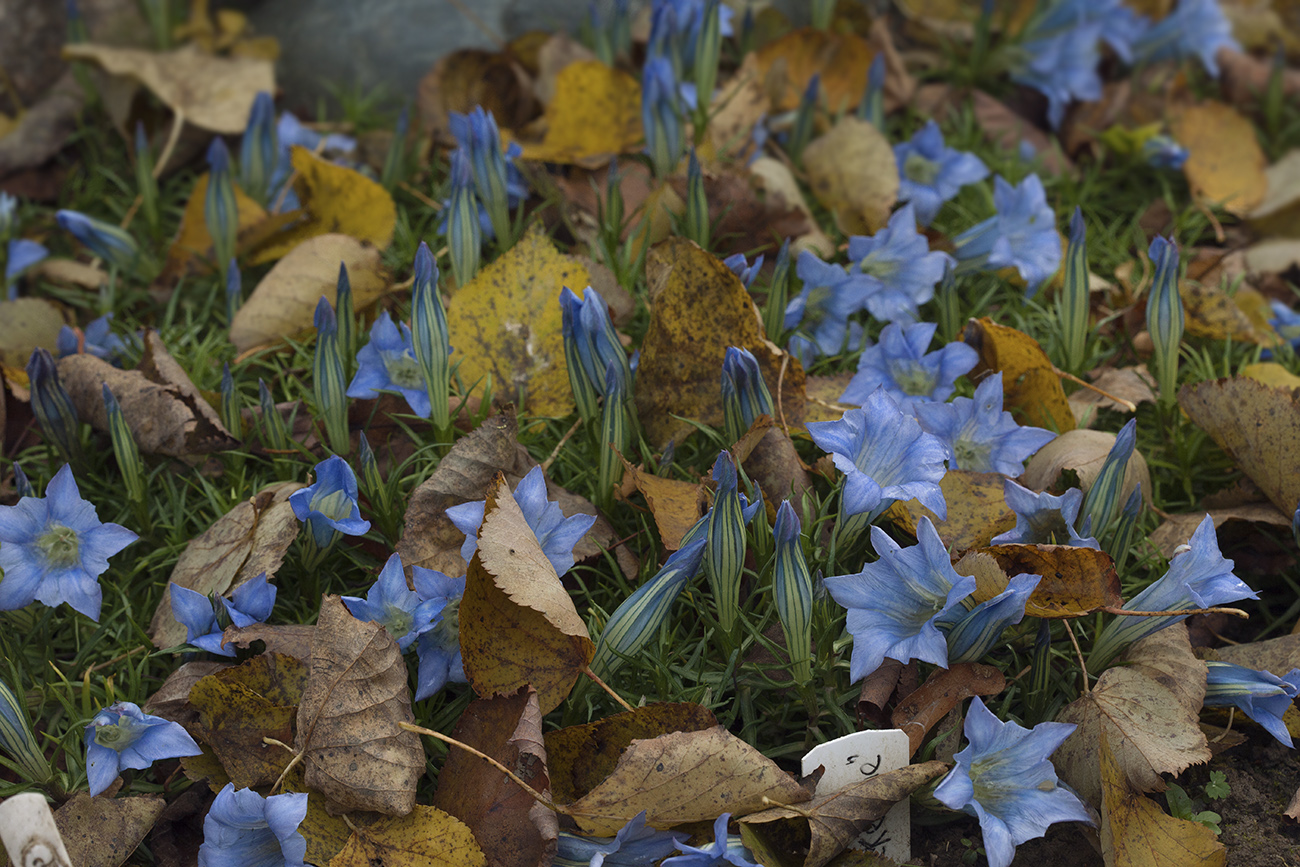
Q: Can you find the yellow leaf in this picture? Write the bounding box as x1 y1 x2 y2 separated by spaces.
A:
517 61 642 168
0 298 70 367
897 469 1016 553
328 806 486 867
445 226 589 417
962 317 1076 432
158 172 278 283
802 116 898 235
1170 101 1267 216
1179 278 1275 344
231 234 389 353
1247 148 1300 237
981 544 1123 619
1240 361 1300 390
754 28 875 113
248 147 396 263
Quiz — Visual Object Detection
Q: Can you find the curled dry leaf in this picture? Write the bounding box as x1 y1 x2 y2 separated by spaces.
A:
891 663 1006 757
962 318 1075 433
567 724 811 835
1149 505 1292 560
748 157 836 258
731 417 814 506
59 330 237 458
517 61 642 168
459 474 595 714
802 116 898 236
431 687 555 867
857 658 915 728
980 543 1124 619
53 793 165 867
1021 429 1152 509
616 456 705 551
1215 633 1300 678
221 622 317 661
295 596 424 816
416 48 537 144
329 805 487 867
149 480 303 649
0 297 71 367
1068 366 1156 422
1169 101 1267 216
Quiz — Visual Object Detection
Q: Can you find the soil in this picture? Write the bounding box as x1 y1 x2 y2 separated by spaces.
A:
906 727 1300 867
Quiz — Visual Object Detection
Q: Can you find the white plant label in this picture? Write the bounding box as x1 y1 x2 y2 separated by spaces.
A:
802 728 911 863
0 791 72 867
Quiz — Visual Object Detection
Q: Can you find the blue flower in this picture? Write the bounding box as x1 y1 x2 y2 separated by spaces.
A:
1011 12 1104 129
448 106 527 242
198 783 308 867
169 574 277 656
555 811 687 867
267 113 357 213
5 238 48 297
346 310 430 417
705 450 763 635
661 813 759 867
723 252 764 289
720 346 773 443
1270 300 1300 352
773 500 814 683
914 374 1057 476
1142 135 1189 170
991 480 1100 548
561 285 633 421
643 54 687 177
941 573 1042 664
342 553 442 652
840 321 978 411
412 567 467 701
934 697 1092 867
894 121 990 226
846 204 955 323
650 0 734 69
57 313 128 365
825 517 976 681
289 456 371 547
0 192 15 238
445 465 597 576
1204 661 1300 748
784 251 869 365
84 701 201 796
55 210 139 272
1033 0 1149 62
239 91 278 205
1132 0 1239 78
0 464 137 621
953 174 1060 296
808 388 949 520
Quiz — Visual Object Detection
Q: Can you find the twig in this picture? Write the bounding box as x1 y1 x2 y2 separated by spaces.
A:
400 721 567 812
776 353 790 434
1099 606 1249 619
541 418 584 474
1211 707 1235 743
582 665 634 712
81 645 145 677
1064 620 1089 695
445 0 506 49
398 181 442 211
153 110 186 179
1054 367 1137 412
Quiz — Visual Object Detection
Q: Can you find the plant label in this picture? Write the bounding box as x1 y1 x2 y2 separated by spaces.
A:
802 728 911 862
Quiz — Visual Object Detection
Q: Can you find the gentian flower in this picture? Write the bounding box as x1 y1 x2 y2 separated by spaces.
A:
808 388 949 521
940 573 1042 664
952 174 1061 296
410 240 452 429
723 253 763 289
1204 661 1300 748
57 313 128 364
784 251 869 365
1132 0 1238 77
934 697 1092 867
1145 235 1184 403
556 810 686 866
1270 300 1300 351
661 813 759 867
643 54 687 177
894 121 990 226
342 553 443 651
561 285 633 422
5 238 48 298
267 112 357 212
448 106 527 243
205 138 238 282
705 451 762 636
0 464 137 621
1091 514 1257 667
56 210 138 272
1142 135 1188 170
445 466 596 576
346 311 430 417
0 676 53 783
825 517 976 681
27 348 81 460
198 783 308 867
720 346 773 443
289 455 371 548
914 374 1057 476
773 501 814 684
846 204 955 323
650 0 734 69
169 574 277 656
446 149 481 286
991 480 1100 548
1032 0 1148 62
1077 418 1137 539
840 321 978 411
311 297 350 455
412 567 467 701
84 701 201 796
239 91 277 205
1010 12 1104 129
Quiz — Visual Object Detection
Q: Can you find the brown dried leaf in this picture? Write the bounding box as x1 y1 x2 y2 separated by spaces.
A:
709 53 769 163
221 622 316 660
748 157 836 258
1215 633 1300 678
802 116 898 236
431 687 555 867
617 459 705 551
329 805 487 867
53 793 165 867
981 544 1124 619
962 318 1074 432
142 661 230 727
416 48 537 144
1286 786 1300 823
972 90 1072 176
296 596 424 816
1149 505 1292 560
1068 366 1156 421
856 659 909 728
890 663 1006 757
754 29 876 114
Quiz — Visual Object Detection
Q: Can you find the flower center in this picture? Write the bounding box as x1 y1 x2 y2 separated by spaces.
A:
803 285 833 325
857 254 898 282
309 489 353 522
383 354 425 389
904 152 940 185
93 719 143 753
1026 510 1074 545
38 524 80 569
383 603 414 640
891 362 936 397
953 438 992 472
434 596 462 645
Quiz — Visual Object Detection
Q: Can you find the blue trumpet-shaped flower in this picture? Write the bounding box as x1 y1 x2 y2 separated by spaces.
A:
991 480 1100 548
723 252 763 289
840 321 978 411
784 251 869 365
1204 661 1300 748
346 310 431 417
555 811 687 867
661 813 759 867
952 174 1061 296
934 697 1091 867
445 466 597 576
847 203 955 323
412 567 468 701
561 285 632 421
1010 12 1104 129
198 783 308 867
808 388 949 520
1132 0 1238 78
56 210 139 272
5 238 48 297
84 701 201 796
894 121 990 226
289 456 371 547
650 0 734 69
941 573 1042 664
169 574 277 656
914 374 1057 476
720 346 773 443
342 553 444 652
0 464 138 621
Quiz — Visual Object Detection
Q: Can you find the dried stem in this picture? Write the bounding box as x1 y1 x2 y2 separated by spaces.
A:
542 418 585 474
153 110 186 179
1053 368 1138 412
1064 620 1090 695
582 665 634 712
1099 606 1249 619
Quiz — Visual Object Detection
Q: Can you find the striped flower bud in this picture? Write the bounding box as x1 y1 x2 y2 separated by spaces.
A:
1058 207 1089 373
204 138 239 285
258 379 290 452
26 348 80 461
642 55 685 178
55 210 138 273
706 451 747 637
773 500 814 684
239 91 277 206
220 363 242 437
411 241 452 429
1078 419 1136 542
12 462 33 499
335 262 356 377
560 285 632 423
312 297 351 454
598 360 630 509
789 73 819 166
685 149 709 250
858 53 885 128
447 150 481 286
1146 235 1184 404
134 122 160 235
942 574 1040 664
693 0 723 123
225 259 242 323
102 384 146 503
0 677 52 783
720 346 773 444
763 238 792 342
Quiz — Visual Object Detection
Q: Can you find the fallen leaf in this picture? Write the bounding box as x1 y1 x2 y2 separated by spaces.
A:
962 318 1075 432
149 481 303 649
53 793 164 867
1247 148 1300 237
1068 366 1156 421
142 661 231 727
1179 277 1275 345
891 664 1005 757
1099 730 1227 867
59 330 238 457
709 54 769 163
748 157 836 258
1241 361 1300 390
296 596 424 816
618 459 705 551
754 28 875 114
1054 625 1210 807
1215 633 1300 677
0 297 70 367
328 805 487 867
460 473 595 713
1170 101 1267 216
739 762 948 867
971 90 1073 176
1178 376 1300 517
856 659 914 728
666 166 816 262
230 233 389 353
980 544 1124 618
221 622 317 660
29 258 108 290
802 116 897 236
1286 786 1300 823
279 765 356 867
532 33 599 107
735 421 815 505
635 237 804 448
0 75 83 179
247 147 397 263
446 226 589 416
416 48 537 144
1243 237 1300 274
1218 47 1300 107
517 61 641 168
62 43 273 134
1149 505 1292 560
896 470 1017 553
546 702 718 804
431 687 556 867
1021 428 1152 509
567 725 811 835
155 171 288 286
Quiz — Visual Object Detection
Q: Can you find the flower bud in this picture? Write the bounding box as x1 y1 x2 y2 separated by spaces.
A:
12 462 33 499
239 91 277 205
447 150 481 287
685 149 709 250
1078 418 1137 541
204 138 239 285
0 677 52 784
103 384 146 503
225 259 242 322
335 262 356 377
773 500 814 684
763 238 792 342
220 363 242 437
134 122 160 235
598 361 630 509
720 346 773 444
706 451 747 637
858 53 885 128
451 107 512 245
1056 207 1090 373
357 431 389 514
1146 236 1184 404
942 573 1040 664
789 73 820 166
561 285 631 423
693 0 723 121
258 379 290 452
642 56 685 178
411 240 452 429
26 348 80 461
312 297 351 454
55 210 138 273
